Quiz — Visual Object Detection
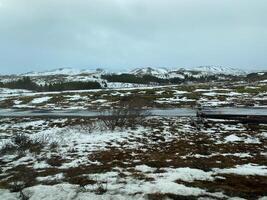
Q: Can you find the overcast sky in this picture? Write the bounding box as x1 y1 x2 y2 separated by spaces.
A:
0 0 266 74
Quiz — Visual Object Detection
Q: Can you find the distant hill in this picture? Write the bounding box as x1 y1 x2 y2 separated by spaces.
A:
0 66 264 90
129 66 246 79
21 67 105 76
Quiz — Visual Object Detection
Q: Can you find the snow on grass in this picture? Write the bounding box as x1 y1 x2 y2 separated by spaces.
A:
215 164 267 176
85 168 221 198
12 120 46 129
221 124 246 131
173 90 188 94
0 122 152 170
123 181 206 197
7 183 142 200
65 95 88 101
0 189 18 200
36 173 64 182
64 106 87 110
107 82 149 88
0 116 266 199
221 153 252 158
25 126 150 167
29 127 72 145
13 100 22 105
224 134 261 144
155 97 195 104
33 161 51 169
202 92 218 97
13 104 36 109
200 100 230 107
243 137 261 144
186 153 252 159
54 127 147 149
91 99 107 103
135 165 156 173
0 88 31 94
261 132 267 138
23 184 79 200
224 134 243 142
149 167 215 183
31 96 52 104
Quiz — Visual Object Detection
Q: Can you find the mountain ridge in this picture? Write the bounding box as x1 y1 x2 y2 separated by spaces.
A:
19 66 246 77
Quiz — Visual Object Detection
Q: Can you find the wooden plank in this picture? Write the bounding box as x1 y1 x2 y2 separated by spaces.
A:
197 110 267 124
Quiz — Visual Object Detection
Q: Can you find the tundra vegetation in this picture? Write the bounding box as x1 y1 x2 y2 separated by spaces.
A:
0 72 266 199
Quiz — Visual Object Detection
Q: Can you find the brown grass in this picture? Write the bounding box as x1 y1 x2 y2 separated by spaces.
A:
178 174 267 199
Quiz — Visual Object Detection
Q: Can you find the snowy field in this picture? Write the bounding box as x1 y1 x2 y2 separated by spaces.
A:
0 116 267 199
0 82 267 200
0 81 266 110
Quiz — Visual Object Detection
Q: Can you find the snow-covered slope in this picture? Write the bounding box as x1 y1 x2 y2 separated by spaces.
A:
10 68 107 86
129 66 246 79
0 66 252 89
17 66 246 78
22 68 105 76
130 67 169 78
190 66 246 76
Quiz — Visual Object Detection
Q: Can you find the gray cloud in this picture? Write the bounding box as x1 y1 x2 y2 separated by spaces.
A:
0 0 266 74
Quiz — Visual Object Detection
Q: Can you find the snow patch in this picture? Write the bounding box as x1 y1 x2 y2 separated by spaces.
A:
31 97 52 104
225 134 243 142
215 164 267 176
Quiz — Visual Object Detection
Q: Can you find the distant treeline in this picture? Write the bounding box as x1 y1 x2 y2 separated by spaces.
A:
246 72 267 82
101 74 170 84
0 77 102 91
101 73 220 84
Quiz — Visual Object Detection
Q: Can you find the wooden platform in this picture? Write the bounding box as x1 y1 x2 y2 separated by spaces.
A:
197 108 267 124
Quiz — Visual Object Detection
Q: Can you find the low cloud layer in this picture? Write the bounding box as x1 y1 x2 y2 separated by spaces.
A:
0 0 266 74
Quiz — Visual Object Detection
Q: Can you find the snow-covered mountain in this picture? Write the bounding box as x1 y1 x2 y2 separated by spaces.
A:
129 66 246 79
0 66 251 88
22 67 105 76
190 66 246 76
15 66 246 78
130 67 169 78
